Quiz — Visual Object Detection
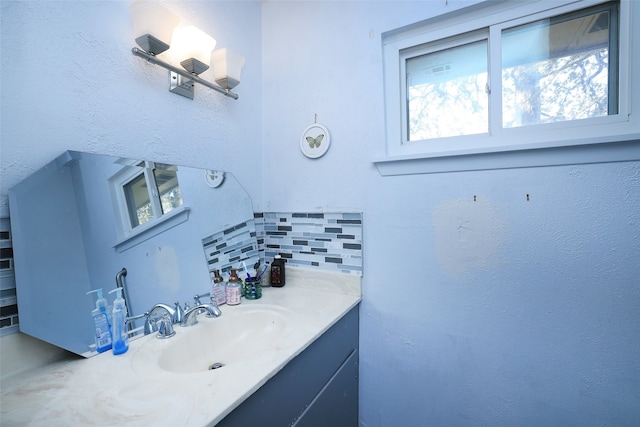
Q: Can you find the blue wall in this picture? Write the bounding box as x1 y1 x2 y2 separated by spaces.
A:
0 0 263 216
260 1 640 425
359 163 640 425
0 0 263 365
1 0 639 424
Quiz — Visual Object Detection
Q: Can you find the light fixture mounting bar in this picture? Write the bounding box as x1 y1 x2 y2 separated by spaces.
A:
131 47 239 100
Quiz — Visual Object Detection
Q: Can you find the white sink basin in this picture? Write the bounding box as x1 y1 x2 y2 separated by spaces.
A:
149 304 289 374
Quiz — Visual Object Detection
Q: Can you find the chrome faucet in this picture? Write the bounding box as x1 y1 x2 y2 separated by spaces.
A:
149 303 176 319
181 302 222 327
155 314 175 339
173 301 185 324
125 311 156 336
148 303 177 338
126 303 177 339
193 292 211 305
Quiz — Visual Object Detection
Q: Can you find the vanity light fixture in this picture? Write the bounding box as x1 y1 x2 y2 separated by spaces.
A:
129 1 244 100
211 48 246 90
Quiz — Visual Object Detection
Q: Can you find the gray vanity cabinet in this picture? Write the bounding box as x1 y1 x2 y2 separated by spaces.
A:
216 304 359 426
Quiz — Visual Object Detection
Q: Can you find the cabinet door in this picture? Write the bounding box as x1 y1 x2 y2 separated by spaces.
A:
216 305 359 426
293 348 359 427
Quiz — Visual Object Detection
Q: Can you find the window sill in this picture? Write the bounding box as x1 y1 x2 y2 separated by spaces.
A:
114 206 190 253
373 138 640 176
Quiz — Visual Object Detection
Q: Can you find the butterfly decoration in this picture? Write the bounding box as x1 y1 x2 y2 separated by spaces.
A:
306 134 324 149
300 123 330 158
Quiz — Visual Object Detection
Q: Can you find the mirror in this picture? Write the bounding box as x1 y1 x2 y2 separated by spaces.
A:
8 151 258 357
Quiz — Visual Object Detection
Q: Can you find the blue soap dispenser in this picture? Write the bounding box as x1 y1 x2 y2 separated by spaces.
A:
108 288 129 355
86 289 112 353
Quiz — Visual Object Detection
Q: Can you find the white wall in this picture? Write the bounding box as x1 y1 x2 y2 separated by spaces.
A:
261 1 640 425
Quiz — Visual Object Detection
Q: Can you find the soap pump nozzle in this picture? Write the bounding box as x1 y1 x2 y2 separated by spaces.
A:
87 289 108 314
109 288 125 308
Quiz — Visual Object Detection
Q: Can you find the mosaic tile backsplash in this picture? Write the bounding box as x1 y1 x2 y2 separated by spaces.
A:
202 219 261 277
256 212 363 276
201 212 363 280
0 218 18 336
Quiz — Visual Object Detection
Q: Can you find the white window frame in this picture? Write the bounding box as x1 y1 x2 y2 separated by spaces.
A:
109 160 189 252
401 29 490 142
112 161 163 234
376 0 640 175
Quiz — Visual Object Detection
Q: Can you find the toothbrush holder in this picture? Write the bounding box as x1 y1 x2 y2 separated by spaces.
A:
242 277 262 300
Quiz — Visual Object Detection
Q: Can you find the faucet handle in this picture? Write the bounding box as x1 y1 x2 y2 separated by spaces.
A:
143 312 158 335
194 292 210 306
125 311 160 336
156 314 176 339
173 302 184 324
208 300 222 318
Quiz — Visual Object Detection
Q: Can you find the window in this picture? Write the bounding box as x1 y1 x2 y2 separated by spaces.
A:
121 162 183 229
405 33 489 141
501 3 618 128
378 0 639 175
110 161 187 250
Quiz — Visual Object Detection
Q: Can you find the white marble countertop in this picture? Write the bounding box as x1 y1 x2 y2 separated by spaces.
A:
0 267 361 426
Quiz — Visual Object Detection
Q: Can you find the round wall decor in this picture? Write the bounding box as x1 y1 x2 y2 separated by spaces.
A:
300 123 331 159
204 170 225 188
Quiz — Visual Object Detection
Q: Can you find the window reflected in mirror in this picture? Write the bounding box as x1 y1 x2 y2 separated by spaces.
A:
154 164 183 216
123 171 151 227
115 161 184 233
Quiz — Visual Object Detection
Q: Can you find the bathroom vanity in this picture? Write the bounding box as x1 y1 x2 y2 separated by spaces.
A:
0 268 360 426
217 299 359 426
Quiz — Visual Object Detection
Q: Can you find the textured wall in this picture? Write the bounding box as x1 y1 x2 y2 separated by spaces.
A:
0 0 263 218
2 1 640 424
0 0 262 373
260 1 640 425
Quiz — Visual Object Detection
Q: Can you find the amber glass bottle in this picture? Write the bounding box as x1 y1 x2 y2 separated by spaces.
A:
270 254 286 287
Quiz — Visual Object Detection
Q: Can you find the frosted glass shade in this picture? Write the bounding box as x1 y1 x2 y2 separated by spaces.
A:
211 49 245 90
130 1 179 54
172 26 216 74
